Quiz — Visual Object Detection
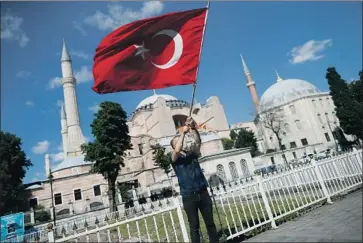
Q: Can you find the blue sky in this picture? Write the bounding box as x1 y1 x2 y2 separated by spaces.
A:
1 1 361 183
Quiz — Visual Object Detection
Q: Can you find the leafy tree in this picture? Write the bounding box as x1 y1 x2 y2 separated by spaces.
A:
81 102 132 212
326 67 363 141
230 129 260 157
152 144 173 190
348 70 362 105
0 131 32 216
221 138 234 150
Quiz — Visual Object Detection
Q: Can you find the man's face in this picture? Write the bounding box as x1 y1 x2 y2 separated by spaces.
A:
172 134 196 153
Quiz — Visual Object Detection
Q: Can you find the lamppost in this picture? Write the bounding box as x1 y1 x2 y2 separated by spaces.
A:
48 168 56 227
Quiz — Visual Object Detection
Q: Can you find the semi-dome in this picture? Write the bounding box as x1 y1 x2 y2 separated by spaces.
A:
136 94 178 109
52 155 93 172
259 79 320 110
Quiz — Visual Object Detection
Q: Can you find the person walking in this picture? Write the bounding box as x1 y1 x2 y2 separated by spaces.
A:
170 117 218 243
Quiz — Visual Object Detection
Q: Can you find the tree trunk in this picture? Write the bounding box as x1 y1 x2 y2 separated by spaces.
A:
107 175 118 212
275 134 288 164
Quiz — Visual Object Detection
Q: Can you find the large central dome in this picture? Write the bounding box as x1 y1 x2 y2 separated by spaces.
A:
136 94 178 109
259 79 320 110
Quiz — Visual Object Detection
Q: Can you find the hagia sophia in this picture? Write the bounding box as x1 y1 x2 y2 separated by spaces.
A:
24 40 352 219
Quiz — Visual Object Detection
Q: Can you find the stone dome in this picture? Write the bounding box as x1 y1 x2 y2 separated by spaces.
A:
136 94 178 109
259 79 320 110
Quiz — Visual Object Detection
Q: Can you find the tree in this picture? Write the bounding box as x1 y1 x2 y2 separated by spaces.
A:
221 138 234 150
152 144 174 191
81 102 132 212
257 107 285 151
348 70 362 105
326 67 363 141
0 131 32 216
231 129 260 157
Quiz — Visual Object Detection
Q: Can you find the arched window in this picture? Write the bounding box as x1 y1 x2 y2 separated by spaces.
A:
289 105 296 114
332 112 337 122
284 123 290 133
216 164 227 182
319 98 324 106
295 120 302 130
228 162 239 180
240 159 250 178
325 112 330 122
317 114 323 124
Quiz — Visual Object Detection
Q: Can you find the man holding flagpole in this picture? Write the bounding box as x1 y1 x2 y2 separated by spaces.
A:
91 3 220 242
171 116 218 243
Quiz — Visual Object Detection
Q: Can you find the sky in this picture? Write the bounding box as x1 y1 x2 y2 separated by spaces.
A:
1 1 362 183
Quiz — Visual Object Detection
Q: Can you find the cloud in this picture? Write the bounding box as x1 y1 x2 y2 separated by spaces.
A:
25 100 34 106
88 104 100 113
70 50 90 60
73 21 87 36
50 151 64 162
56 49 90 60
31 177 40 182
288 39 332 64
84 1 164 31
56 100 64 107
1 9 29 47
16 71 32 79
48 66 93 89
48 77 62 89
32 140 50 154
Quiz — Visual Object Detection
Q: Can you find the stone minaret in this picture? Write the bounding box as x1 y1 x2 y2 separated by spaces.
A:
60 104 68 157
240 55 259 111
61 40 85 155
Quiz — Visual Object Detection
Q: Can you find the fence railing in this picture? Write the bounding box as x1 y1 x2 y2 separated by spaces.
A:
4 150 361 243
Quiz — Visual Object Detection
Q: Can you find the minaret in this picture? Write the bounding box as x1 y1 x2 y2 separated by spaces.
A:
61 40 85 155
240 55 259 111
60 104 68 157
274 69 284 83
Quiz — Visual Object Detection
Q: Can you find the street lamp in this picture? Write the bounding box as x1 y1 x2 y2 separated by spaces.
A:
48 168 56 227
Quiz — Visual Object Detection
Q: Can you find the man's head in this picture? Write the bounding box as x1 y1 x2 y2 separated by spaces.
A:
170 130 196 153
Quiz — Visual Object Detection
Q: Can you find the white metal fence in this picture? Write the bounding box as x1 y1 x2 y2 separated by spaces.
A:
4 150 362 243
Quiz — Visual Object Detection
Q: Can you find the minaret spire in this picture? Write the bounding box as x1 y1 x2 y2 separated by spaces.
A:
240 54 259 112
240 55 250 75
153 89 156 95
273 69 283 83
61 40 85 156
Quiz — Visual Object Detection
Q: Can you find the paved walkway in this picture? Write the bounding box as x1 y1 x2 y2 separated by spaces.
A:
244 189 362 242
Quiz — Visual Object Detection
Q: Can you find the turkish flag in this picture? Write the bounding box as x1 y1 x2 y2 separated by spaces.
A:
92 8 207 94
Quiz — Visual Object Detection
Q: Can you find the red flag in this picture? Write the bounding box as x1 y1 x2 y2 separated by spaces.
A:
92 8 207 94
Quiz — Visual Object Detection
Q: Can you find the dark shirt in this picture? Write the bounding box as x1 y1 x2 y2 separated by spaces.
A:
172 152 208 196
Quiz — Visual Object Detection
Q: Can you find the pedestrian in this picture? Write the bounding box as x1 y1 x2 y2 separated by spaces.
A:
170 117 218 243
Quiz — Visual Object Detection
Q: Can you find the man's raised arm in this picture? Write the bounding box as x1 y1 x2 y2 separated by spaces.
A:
171 126 189 162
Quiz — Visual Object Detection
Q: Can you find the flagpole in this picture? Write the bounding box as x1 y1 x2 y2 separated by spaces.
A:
189 1 210 117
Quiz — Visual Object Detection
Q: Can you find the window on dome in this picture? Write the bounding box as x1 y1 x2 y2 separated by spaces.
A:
312 99 316 107
284 123 290 133
317 114 323 124
319 98 324 106
295 120 302 130
324 133 331 142
74 189 82 201
301 138 308 146
289 105 296 114
290 142 297 148
93 185 101 196
54 193 62 205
